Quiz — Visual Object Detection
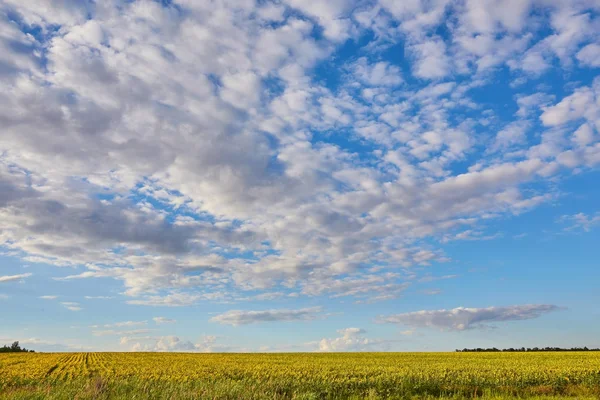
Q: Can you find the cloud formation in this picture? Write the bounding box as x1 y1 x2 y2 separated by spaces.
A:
98 321 148 329
0 273 32 283
153 317 176 324
317 328 393 352
558 212 600 232
0 0 598 308
123 335 233 352
377 305 562 331
210 307 324 326
61 302 83 312
93 329 151 337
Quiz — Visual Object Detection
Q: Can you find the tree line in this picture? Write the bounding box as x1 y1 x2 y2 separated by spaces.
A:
456 347 599 352
0 341 34 353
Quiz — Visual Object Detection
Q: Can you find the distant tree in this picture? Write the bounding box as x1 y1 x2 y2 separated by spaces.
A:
0 341 34 353
456 346 600 352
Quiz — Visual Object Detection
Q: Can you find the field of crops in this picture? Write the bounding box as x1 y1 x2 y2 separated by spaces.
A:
1 352 600 399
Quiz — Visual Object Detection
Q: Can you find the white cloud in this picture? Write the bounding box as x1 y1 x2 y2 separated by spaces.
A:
558 212 600 232
100 320 148 328
126 293 207 307
61 302 83 312
572 123 596 147
518 47 551 75
0 0 597 310
377 304 562 331
0 273 32 283
544 7 594 62
93 328 151 337
418 274 458 283
39 295 58 300
317 328 392 352
400 329 417 336
1 0 93 27
210 307 324 326
409 37 450 79
515 93 555 118
350 58 403 86
220 71 262 110
441 229 501 243
124 335 233 353
492 121 531 151
576 43 600 67
284 0 356 41
462 0 532 33
153 317 176 324
540 81 598 127
301 273 410 303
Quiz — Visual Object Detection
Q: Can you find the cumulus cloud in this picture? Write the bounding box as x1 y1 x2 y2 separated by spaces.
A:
409 38 450 79
210 307 324 326
492 121 531 151
350 58 403 86
577 43 600 67
377 304 562 331
0 0 598 309
0 273 32 283
317 328 392 352
123 335 233 353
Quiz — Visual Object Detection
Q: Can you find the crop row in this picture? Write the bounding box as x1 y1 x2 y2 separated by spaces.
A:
1 352 600 398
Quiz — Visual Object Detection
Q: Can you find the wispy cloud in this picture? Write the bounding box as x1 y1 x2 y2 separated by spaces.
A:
0 273 32 283
211 307 324 326
61 302 83 312
95 321 148 329
126 293 205 307
558 212 600 232
153 317 176 324
377 305 562 331
92 329 151 337
421 289 442 296
418 275 458 283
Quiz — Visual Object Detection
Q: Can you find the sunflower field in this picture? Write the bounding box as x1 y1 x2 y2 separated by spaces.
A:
1 352 600 399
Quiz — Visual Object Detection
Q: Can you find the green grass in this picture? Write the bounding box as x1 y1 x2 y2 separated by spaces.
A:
2 379 599 400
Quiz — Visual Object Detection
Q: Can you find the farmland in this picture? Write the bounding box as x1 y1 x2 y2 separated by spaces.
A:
1 352 599 399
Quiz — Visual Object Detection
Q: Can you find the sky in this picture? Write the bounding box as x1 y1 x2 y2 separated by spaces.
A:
0 0 599 353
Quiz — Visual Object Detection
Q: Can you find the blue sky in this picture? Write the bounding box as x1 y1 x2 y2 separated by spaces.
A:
0 0 599 352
